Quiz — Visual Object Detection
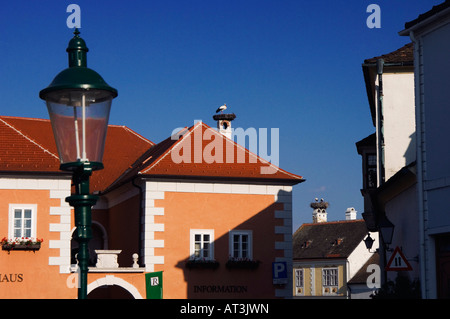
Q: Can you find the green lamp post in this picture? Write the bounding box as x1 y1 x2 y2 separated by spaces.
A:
39 29 117 299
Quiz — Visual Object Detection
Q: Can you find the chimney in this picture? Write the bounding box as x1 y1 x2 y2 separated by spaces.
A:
345 207 357 220
213 104 236 139
311 198 328 223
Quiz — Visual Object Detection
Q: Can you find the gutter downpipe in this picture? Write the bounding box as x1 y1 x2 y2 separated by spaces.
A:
409 31 428 299
376 58 389 287
376 58 386 187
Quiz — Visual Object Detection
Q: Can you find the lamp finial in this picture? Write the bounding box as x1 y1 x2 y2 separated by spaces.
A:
67 28 88 68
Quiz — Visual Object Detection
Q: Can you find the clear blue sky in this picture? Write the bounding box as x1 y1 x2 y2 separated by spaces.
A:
0 1 443 231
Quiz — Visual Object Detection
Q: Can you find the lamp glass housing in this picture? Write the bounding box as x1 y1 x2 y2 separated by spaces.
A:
45 89 113 164
379 217 395 246
364 233 374 250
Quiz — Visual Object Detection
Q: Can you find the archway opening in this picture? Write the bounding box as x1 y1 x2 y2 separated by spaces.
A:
88 285 134 299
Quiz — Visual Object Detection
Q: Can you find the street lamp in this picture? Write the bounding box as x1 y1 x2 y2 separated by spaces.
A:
379 215 395 251
364 233 375 252
39 29 117 299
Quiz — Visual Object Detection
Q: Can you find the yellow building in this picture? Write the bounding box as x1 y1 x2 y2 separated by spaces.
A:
292 201 378 299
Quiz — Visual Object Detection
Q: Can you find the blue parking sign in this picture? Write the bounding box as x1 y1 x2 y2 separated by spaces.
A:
272 262 288 284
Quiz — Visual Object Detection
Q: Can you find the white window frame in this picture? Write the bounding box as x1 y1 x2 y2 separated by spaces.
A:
8 204 37 240
189 229 214 260
322 267 339 295
294 268 304 296
229 230 253 260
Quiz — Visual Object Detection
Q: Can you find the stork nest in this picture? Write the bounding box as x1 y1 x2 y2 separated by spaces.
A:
310 201 329 209
213 113 236 121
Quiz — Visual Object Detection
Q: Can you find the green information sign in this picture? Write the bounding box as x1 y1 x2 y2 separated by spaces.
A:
145 271 163 299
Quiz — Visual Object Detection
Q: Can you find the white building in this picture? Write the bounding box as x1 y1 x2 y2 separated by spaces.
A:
292 202 379 299
400 0 450 299
357 1 450 298
357 42 420 289
361 42 416 185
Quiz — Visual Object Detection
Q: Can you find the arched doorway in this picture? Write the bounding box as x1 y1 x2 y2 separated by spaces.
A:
88 285 134 299
87 276 144 299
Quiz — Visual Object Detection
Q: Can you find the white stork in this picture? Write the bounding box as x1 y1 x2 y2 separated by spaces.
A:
216 103 227 113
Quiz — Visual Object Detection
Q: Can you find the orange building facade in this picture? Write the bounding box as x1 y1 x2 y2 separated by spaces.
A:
0 115 303 299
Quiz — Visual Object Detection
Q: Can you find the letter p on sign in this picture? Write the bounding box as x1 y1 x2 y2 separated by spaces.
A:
272 262 288 284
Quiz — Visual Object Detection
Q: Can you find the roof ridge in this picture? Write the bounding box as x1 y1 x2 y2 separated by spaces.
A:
210 122 303 179
120 126 155 146
101 125 191 192
0 115 50 122
139 120 303 180
0 118 59 160
0 117 154 146
140 124 194 174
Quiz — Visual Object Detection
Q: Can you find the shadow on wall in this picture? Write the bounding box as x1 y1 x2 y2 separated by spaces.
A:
403 132 416 166
174 189 291 299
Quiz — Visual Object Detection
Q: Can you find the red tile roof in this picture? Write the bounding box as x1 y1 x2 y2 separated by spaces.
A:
0 117 60 172
0 116 154 192
364 42 414 64
0 116 304 192
93 124 155 191
107 121 304 191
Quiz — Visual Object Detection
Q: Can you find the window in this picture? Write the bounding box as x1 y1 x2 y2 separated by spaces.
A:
9 204 37 239
294 268 304 296
190 229 214 260
229 230 252 259
366 153 377 189
322 268 338 294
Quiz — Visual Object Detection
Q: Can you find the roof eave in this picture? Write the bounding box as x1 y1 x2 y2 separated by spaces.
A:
361 64 377 127
0 170 71 177
139 174 306 186
101 173 305 195
399 4 450 36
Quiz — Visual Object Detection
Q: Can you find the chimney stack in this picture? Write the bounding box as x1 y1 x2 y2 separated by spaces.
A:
213 104 236 139
345 207 357 220
311 198 328 223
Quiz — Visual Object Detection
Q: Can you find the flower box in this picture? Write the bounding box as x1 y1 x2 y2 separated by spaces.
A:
2 243 41 251
1 237 43 252
185 259 219 270
225 259 260 270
